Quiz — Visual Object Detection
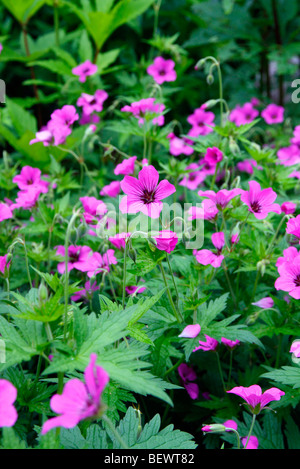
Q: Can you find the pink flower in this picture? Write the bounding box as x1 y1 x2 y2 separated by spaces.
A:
277 145 300 166
197 188 242 210
147 56 177 85
154 230 178 253
114 156 137 176
167 133 194 156
0 379 18 428
12 187 42 210
286 215 300 242
236 159 263 174
188 199 219 222
79 112 100 126
72 60 98 83
108 232 131 250
187 107 215 137
229 102 259 126
178 364 199 400
204 147 223 165
121 98 165 126
227 385 285 414
193 335 218 352
290 340 300 358
251 297 274 309
0 255 10 276
12 166 49 193
281 201 296 215
261 103 284 125
0 43 3 54
179 163 206 191
71 281 100 302
241 435 259 449
240 180 281 219
100 181 121 198
55 245 93 274
77 90 108 115
178 324 201 338
119 165 176 219
0 202 13 222
275 254 300 299
194 232 225 268
79 250 117 278
41 354 109 434
223 420 238 431
221 338 240 349
51 105 79 127
126 284 146 295
80 196 107 224
276 246 298 269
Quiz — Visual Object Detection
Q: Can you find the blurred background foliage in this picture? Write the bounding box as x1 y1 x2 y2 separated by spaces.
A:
0 0 299 149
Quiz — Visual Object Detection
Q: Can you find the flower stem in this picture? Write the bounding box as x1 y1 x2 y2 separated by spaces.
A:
215 351 226 392
102 414 129 449
243 414 256 449
122 241 128 309
159 261 182 323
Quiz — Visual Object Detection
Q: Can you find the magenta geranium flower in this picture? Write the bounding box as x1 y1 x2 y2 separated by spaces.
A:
251 297 274 309
188 199 219 222
286 215 300 242
227 385 285 414
147 56 177 85
114 156 137 176
229 102 259 126
240 180 281 219
0 379 18 428
80 196 107 224
72 60 98 83
41 354 109 434
119 165 176 219
290 340 300 358
77 90 108 115
178 363 199 400
178 324 201 338
51 105 79 127
13 166 49 193
193 335 218 352
187 106 215 137
126 283 146 295
167 133 194 156
0 202 13 222
108 232 131 250
179 163 206 191
71 280 100 302
153 230 178 253
281 201 296 215
198 188 242 210
0 254 10 276
194 232 225 268
275 254 300 299
79 249 118 278
100 181 121 198
241 435 259 449
221 338 240 349
277 145 300 166
236 159 263 174
261 103 284 125
204 147 223 165
121 98 165 126
55 245 93 274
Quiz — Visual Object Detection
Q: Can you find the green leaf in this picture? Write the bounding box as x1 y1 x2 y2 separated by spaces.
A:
1 0 46 24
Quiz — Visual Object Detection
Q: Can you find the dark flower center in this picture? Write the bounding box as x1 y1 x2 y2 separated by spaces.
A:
159 69 166 76
294 275 300 287
250 200 261 213
141 189 156 204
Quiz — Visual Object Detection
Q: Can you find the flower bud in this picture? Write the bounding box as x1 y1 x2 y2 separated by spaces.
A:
202 424 227 434
206 74 214 85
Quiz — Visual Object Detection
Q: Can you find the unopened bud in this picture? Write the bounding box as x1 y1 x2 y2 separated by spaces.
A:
206 74 214 85
202 424 227 434
204 99 218 109
195 58 206 70
229 138 240 156
38 282 48 303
